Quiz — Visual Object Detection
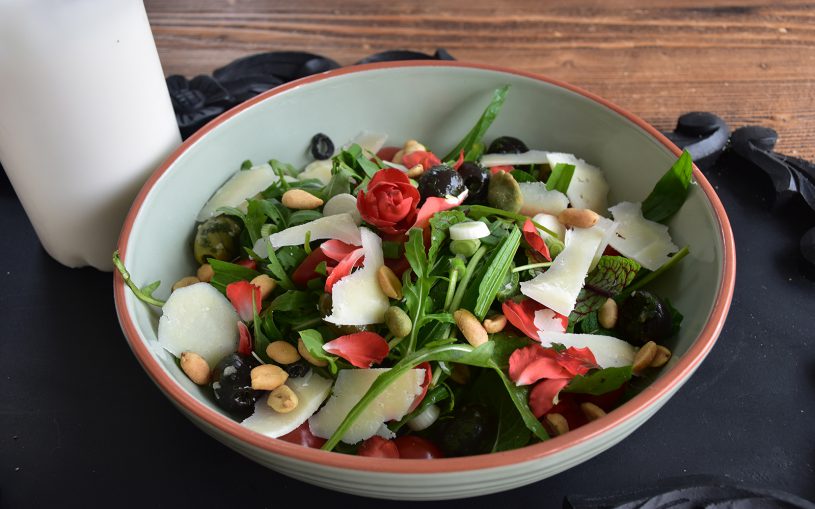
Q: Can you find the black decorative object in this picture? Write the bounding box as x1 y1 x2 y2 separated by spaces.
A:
661 111 730 168
166 49 455 139
728 125 815 266
563 474 815 509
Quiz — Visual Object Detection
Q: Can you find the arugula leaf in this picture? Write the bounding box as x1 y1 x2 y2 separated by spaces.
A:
331 144 383 182
664 298 684 336
404 227 429 280
641 150 693 223
382 241 402 259
564 366 632 395
289 210 322 226
546 163 575 193
298 329 338 375
510 169 536 183
572 256 640 319
576 311 616 336
622 245 689 296
442 85 510 162
473 226 521 319
240 159 253 170
252 305 272 363
112 251 166 307
269 159 299 178
208 259 261 294
274 245 307 272
472 369 531 452
270 290 317 312
428 210 468 268
323 171 351 200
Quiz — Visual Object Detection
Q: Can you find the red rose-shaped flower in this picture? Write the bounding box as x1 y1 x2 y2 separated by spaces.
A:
357 168 421 235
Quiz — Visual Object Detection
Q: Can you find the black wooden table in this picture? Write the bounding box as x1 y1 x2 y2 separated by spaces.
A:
1 152 813 507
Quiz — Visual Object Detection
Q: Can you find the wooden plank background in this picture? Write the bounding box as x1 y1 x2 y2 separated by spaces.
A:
144 0 815 159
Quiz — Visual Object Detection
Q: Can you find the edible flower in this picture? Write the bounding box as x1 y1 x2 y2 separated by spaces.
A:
501 299 546 340
357 168 421 235
324 246 365 292
226 280 262 322
237 321 253 356
522 219 551 261
413 190 468 230
322 331 390 368
509 344 598 417
401 150 441 170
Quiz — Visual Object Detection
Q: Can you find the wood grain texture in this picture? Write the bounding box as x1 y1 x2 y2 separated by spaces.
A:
144 0 815 158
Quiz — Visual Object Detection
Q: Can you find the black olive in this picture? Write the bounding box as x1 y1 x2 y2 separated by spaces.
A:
458 162 490 204
436 404 497 457
309 133 334 160
284 359 310 378
616 290 672 345
486 136 529 155
211 353 261 420
417 165 466 204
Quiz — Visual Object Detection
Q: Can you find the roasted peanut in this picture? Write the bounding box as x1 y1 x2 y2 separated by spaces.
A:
580 402 607 422
196 263 214 283
376 265 403 299
650 345 672 368
298 338 328 367
250 364 289 391
172 276 200 291
598 298 618 329
632 341 658 374
545 413 570 436
406 164 424 178
385 306 412 338
281 189 323 210
266 341 300 365
250 274 277 300
557 208 600 229
180 351 211 385
268 385 299 413
454 309 489 347
483 314 507 333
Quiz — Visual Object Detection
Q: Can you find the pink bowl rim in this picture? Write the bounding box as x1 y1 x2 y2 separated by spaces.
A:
114 60 736 474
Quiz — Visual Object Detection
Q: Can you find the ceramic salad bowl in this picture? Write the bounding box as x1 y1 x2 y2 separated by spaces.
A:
113 62 735 500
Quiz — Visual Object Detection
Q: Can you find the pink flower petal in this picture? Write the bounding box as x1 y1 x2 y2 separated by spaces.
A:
324 247 365 293
556 347 599 376
226 280 261 322
451 149 465 170
413 190 468 229
529 378 571 418
407 361 432 413
402 150 441 170
516 357 571 386
533 308 568 333
322 332 390 368
502 299 545 340
320 240 361 262
522 219 551 261
237 321 253 356
509 344 551 383
490 165 513 174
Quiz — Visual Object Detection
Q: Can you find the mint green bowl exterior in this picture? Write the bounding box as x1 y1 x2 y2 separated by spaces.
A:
114 62 735 500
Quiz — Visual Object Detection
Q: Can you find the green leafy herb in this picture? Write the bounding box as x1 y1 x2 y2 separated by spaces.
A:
641 150 693 223
240 159 253 170
664 298 684 336
269 159 299 178
471 369 531 452
622 246 689 296
382 240 402 259
289 210 322 227
428 210 468 267
208 259 261 294
465 205 559 239
298 329 337 375
252 304 272 363
576 311 616 336
331 144 382 182
389 384 452 433
112 251 166 307
274 245 307 272
546 163 575 193
323 171 351 200
443 85 510 162
473 226 521 319
572 256 640 319
270 290 317 312
564 366 632 395
510 169 536 183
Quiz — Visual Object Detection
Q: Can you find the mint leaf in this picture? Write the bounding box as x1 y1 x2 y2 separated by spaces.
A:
572 256 640 319
564 366 632 395
443 85 509 162
546 163 575 193
641 150 693 223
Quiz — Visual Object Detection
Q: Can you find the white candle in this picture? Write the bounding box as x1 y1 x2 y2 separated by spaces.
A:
0 0 181 270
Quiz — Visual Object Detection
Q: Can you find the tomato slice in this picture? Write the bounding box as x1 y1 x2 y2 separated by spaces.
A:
357 436 400 458
278 421 327 449
393 435 443 459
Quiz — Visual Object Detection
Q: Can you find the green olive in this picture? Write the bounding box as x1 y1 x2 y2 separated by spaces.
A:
487 171 522 213
385 306 412 337
193 215 242 265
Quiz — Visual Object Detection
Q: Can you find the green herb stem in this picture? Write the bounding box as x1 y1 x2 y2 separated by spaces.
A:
112 251 166 307
443 265 460 311
622 245 690 296
448 245 488 312
512 262 553 273
465 205 560 239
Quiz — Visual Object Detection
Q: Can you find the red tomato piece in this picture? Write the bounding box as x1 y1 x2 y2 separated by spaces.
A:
278 421 327 449
291 247 332 287
393 436 444 459
357 436 400 458
236 258 258 270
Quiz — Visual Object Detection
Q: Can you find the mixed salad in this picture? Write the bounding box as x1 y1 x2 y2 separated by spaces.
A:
115 85 693 458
